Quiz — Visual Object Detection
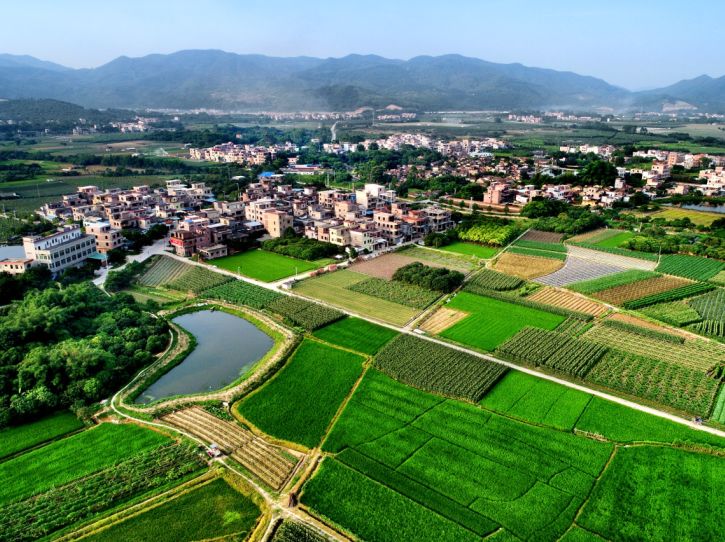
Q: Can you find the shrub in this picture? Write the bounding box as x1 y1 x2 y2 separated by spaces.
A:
464 269 523 293
392 262 465 293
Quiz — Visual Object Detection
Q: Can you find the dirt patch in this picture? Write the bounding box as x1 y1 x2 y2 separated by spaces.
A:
529 287 608 317
521 230 564 243
593 275 691 305
493 252 565 280
420 307 468 334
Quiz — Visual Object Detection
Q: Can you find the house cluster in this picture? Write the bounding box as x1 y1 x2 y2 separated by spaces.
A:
110 117 158 133
559 144 616 157
188 141 299 165
353 134 508 155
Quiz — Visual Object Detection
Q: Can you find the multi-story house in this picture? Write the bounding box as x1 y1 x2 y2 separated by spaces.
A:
22 225 97 273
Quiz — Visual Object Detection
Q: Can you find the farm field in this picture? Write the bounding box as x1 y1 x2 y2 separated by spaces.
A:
266 295 343 330
440 291 566 351
512 239 567 253
713 387 725 425
710 270 725 285
373 334 507 402
578 446 725 541
419 307 468 334
519 229 564 243
399 245 481 270
592 275 691 305
606 312 689 338
493 252 565 279
590 230 634 249
689 288 725 320
583 325 724 372
646 206 725 226
270 520 329 542
237 339 365 448
528 287 608 316
656 254 725 281
439 241 500 259
0 412 84 460
567 269 659 294
507 245 568 260
347 276 441 309
211 249 331 282
566 245 658 270
294 270 418 326
464 268 523 292
313 370 613 541
621 281 715 309
640 300 703 326
138 256 193 287
312 317 398 355
536 256 625 287
202 279 283 309
479 371 592 430
0 423 169 505
138 256 231 293
82 478 261 542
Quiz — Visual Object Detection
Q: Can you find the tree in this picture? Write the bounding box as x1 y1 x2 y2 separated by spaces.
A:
579 160 618 186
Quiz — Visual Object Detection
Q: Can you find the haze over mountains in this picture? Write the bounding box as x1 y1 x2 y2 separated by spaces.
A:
1 50 724 113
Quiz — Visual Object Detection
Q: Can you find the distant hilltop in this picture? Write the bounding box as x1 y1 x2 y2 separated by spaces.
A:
1 50 725 113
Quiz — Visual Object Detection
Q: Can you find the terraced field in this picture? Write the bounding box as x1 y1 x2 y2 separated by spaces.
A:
592 275 692 305
536 256 624 287
528 287 608 317
161 407 298 490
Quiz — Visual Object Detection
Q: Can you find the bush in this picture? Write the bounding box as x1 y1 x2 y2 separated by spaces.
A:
392 262 464 293
262 233 340 261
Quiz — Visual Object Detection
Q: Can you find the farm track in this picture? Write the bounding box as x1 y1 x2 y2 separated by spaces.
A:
161 407 298 490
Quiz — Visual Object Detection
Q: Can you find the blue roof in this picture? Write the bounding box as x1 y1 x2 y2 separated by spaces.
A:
259 171 275 178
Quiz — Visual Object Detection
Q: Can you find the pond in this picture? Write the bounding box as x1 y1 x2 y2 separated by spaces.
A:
135 309 274 404
681 204 725 214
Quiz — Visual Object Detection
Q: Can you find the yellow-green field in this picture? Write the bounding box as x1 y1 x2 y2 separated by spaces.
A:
635 207 724 226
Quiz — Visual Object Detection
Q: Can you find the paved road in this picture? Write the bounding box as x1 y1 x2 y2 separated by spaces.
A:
93 237 171 287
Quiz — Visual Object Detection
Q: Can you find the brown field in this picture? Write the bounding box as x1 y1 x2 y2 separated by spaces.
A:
607 313 690 338
350 252 453 279
419 307 468 334
493 252 565 280
528 287 608 317
593 275 692 305
520 229 564 243
567 228 610 243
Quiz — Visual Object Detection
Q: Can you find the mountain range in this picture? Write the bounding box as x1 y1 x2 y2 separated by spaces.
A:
0 50 724 113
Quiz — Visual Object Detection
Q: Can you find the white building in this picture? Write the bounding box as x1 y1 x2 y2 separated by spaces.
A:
22 225 97 273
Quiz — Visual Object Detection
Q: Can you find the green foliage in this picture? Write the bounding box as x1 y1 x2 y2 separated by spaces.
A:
267 296 344 330
688 288 725 321
441 291 568 352
457 217 524 246
138 256 191 287
392 262 465 293
639 301 703 326
202 280 282 309
302 459 481 542
622 282 715 309
212 249 328 282
521 199 569 218
0 423 169 505
0 266 52 304
262 234 341 261
586 351 719 415
373 334 508 402
532 206 606 235
0 411 83 460
347 277 441 309
0 443 204 542
578 447 725 542
689 320 725 338
464 268 523 293
512 239 567 252
312 317 398 355
568 269 659 294
105 260 147 292
656 254 725 281
238 340 364 448
0 283 169 425
496 327 607 377
165 266 232 293
600 318 685 344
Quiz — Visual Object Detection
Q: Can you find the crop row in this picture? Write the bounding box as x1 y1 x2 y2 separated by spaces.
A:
373 334 508 402
556 317 592 337
512 239 567 253
271 520 329 542
496 327 606 377
165 266 232 293
639 301 703 327
465 268 523 292
347 277 440 309
689 320 725 338
267 296 344 331
656 254 725 281
622 282 715 309
688 288 725 321
586 351 719 415
202 280 282 309
138 256 192 287
0 443 203 542
568 242 659 261
567 270 659 294
600 319 685 344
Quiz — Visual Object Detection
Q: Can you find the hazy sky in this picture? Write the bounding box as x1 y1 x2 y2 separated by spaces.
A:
3 0 723 90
